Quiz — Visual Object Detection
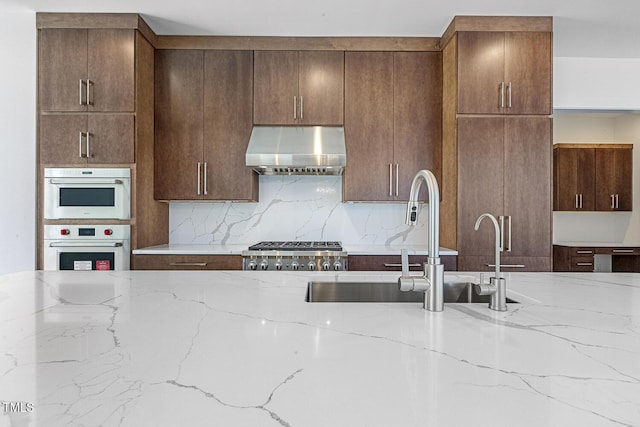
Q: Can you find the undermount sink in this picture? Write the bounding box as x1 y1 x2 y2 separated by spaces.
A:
305 280 518 304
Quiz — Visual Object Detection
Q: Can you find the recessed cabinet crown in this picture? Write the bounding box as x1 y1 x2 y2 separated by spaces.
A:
553 145 633 211
39 28 135 112
343 51 442 202
154 49 257 201
457 31 552 115
253 50 344 125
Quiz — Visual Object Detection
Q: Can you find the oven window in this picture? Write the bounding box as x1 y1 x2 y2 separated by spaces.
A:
59 253 115 270
59 188 115 207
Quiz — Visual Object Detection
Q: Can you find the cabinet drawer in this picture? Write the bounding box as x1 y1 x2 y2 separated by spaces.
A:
133 254 242 270
570 248 595 256
348 255 457 272
571 256 594 272
594 247 640 256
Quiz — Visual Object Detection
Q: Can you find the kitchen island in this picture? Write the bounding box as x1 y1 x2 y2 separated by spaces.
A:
0 270 638 426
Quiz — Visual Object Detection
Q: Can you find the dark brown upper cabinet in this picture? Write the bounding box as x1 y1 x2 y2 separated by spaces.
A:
457 31 552 115
253 50 344 125
39 28 135 113
554 145 633 212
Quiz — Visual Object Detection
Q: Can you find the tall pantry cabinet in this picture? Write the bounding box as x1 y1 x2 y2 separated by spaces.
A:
440 17 553 272
36 13 169 268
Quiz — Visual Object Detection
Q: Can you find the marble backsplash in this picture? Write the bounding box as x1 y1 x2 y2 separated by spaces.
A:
169 175 429 245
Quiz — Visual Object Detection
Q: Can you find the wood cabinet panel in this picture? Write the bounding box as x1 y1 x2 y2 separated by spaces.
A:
203 50 258 201
504 32 552 115
133 254 242 270
504 117 551 257
87 114 134 163
87 29 135 112
298 51 344 125
343 52 394 201
595 148 632 211
393 52 442 201
154 50 204 200
40 115 88 164
459 256 551 272
39 28 87 112
456 117 504 256
253 51 298 125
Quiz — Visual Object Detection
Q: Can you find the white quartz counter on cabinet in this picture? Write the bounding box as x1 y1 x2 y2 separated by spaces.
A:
132 243 458 256
0 270 638 427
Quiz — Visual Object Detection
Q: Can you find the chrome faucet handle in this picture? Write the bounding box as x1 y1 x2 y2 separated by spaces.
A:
401 249 409 276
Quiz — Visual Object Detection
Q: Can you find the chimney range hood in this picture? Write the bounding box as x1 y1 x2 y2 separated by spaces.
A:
245 126 346 175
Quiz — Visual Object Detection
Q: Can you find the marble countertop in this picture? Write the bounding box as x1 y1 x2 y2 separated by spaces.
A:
1 270 638 426
132 243 458 256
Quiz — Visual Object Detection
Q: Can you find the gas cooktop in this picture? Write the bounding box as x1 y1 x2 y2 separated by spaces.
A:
247 241 343 251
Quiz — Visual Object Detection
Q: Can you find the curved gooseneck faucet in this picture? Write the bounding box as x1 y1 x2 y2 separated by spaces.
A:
473 213 507 311
398 170 444 312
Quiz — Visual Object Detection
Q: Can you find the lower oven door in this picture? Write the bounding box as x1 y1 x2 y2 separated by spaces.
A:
44 241 130 271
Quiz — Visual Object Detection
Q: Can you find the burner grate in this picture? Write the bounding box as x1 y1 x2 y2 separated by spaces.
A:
248 241 343 251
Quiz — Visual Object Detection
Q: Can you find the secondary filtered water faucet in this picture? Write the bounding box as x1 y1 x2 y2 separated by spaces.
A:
474 213 507 311
398 170 444 312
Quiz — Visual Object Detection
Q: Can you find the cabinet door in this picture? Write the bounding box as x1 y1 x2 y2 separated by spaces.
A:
457 32 505 114
87 115 134 164
596 148 633 211
457 117 504 256
554 148 595 211
504 32 552 115
298 51 344 125
343 52 394 201
253 51 298 125
39 29 88 112
503 117 551 258
203 50 257 201
393 52 442 201
87 29 135 112
39 115 88 164
154 50 204 200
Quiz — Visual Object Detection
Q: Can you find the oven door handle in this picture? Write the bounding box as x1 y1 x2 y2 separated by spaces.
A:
48 179 125 185
49 242 124 248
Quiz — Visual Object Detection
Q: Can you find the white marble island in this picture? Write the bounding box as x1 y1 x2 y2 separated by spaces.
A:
1 270 639 427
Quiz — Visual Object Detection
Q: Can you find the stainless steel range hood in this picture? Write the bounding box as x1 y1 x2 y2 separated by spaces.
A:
245 126 346 175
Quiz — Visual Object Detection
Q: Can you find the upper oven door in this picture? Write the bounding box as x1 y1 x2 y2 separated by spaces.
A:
44 168 131 219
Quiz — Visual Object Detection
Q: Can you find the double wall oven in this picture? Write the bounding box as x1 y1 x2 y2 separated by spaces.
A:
43 168 131 271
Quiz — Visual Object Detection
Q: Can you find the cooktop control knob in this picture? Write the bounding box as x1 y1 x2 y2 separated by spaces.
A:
308 261 317 271
275 261 283 270
333 261 342 271
248 260 258 270
260 260 269 270
291 261 300 271
322 261 331 271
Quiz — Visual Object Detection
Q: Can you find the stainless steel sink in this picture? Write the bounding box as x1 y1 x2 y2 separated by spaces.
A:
306 280 518 303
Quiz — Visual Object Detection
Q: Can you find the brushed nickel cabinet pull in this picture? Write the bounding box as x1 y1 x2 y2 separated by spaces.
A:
507 82 512 108
85 132 91 158
293 96 297 120
616 194 619 209
389 163 393 197
203 162 208 196
579 194 583 209
576 250 593 254
575 194 579 209
486 264 525 268
395 164 399 197
384 263 421 268
78 132 85 157
499 82 505 109
169 262 208 267
611 194 615 209
300 95 303 120
576 262 593 267
86 79 92 106
79 79 85 106
612 249 634 253
197 162 201 195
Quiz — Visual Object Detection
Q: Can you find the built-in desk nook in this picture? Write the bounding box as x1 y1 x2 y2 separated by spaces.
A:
553 244 640 272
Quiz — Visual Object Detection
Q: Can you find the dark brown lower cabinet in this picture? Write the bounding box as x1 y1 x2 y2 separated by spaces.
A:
133 255 242 270
553 245 640 272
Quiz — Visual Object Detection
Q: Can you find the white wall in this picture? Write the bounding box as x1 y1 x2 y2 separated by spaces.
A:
0 11 36 274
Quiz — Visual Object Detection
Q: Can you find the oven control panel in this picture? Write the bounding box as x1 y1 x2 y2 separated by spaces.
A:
44 225 130 240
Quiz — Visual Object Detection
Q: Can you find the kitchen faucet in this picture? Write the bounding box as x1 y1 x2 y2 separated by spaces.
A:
473 213 507 311
398 170 444 312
